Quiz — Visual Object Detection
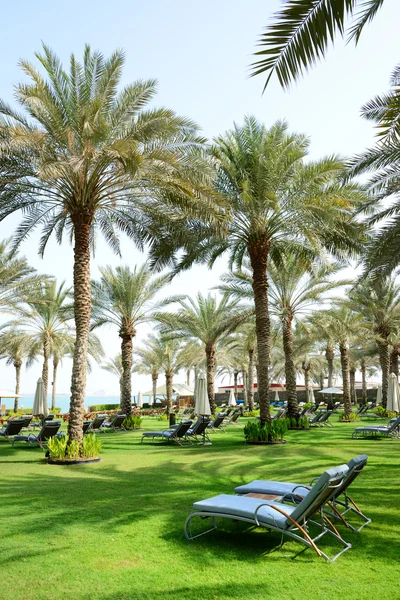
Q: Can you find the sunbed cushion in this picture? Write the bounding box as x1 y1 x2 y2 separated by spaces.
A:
142 430 171 438
347 454 368 470
192 494 297 529
354 426 389 432
234 480 309 499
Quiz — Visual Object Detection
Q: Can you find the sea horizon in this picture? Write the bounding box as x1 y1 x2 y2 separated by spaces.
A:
1 394 155 413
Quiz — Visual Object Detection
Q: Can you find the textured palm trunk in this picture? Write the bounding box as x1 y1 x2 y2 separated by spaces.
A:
233 370 239 396
186 369 191 386
68 218 92 445
325 346 335 410
165 368 173 413
378 340 389 408
350 367 356 405
194 365 199 405
120 334 133 415
390 344 399 377
248 348 255 410
302 360 311 402
14 360 22 412
205 343 216 412
152 369 158 407
361 359 367 405
52 357 59 411
242 371 248 406
282 314 298 418
42 338 50 398
319 373 324 390
249 241 271 427
339 342 351 417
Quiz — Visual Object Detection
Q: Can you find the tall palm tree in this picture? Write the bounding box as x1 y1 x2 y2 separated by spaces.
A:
134 334 165 406
252 0 386 88
348 276 400 408
92 264 169 415
0 329 36 411
12 280 72 397
0 45 224 444
197 118 365 425
161 338 184 412
177 340 205 388
157 293 247 412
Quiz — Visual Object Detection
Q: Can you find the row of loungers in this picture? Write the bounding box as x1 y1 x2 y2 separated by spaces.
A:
185 455 369 562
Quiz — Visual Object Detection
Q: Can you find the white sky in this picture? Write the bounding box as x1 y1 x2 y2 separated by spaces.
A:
0 0 398 395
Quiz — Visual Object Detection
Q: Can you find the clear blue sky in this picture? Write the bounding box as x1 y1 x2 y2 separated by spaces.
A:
0 0 398 399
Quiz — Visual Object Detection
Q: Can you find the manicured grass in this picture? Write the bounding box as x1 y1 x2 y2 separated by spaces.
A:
1 415 399 600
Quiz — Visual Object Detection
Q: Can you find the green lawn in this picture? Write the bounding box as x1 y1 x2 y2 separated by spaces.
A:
1 415 398 600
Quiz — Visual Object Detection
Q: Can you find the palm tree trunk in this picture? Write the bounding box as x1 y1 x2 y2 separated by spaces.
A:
282 314 298 419
361 358 367 405
152 369 158 407
242 371 248 406
52 357 59 411
339 342 351 417
42 338 50 398
120 329 134 415
378 340 389 408
248 348 255 410
194 365 199 404
325 345 334 410
14 360 22 412
165 368 173 413
186 369 191 386
205 343 216 412
233 370 238 396
350 367 356 405
302 361 311 402
68 219 92 445
319 373 324 390
390 344 399 376
249 242 271 426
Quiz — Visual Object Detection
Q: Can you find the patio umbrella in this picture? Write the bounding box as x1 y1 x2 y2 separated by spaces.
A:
317 387 343 395
195 374 211 445
32 378 48 417
274 390 280 403
387 374 400 413
228 389 236 406
376 384 382 405
137 391 143 408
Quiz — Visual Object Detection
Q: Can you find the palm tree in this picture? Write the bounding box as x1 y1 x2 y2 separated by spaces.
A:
0 329 36 411
252 0 386 88
12 280 72 397
92 264 169 415
0 45 224 444
177 340 205 388
198 118 366 425
161 338 184 412
157 293 247 412
134 334 165 406
101 354 124 399
348 276 400 408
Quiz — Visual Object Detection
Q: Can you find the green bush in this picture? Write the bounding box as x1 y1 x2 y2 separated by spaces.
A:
285 416 310 429
157 414 168 421
123 414 142 429
47 434 101 460
88 403 120 412
338 411 360 422
374 406 396 419
244 419 287 443
244 410 260 417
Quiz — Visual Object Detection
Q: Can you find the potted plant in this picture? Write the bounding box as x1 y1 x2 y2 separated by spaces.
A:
46 433 102 464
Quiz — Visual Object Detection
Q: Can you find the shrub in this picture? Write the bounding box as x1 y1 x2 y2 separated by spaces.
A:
88 403 120 412
244 410 260 417
338 411 360 422
157 413 168 421
123 414 142 429
374 406 396 419
285 416 310 429
47 433 101 460
244 419 287 443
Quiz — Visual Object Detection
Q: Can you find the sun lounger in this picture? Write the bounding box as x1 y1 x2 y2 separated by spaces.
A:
12 421 61 448
309 410 324 425
234 454 370 532
187 418 211 443
87 414 107 433
185 465 351 562
352 414 400 439
82 421 92 434
102 413 127 432
207 414 226 432
141 420 193 445
313 410 333 427
0 419 25 442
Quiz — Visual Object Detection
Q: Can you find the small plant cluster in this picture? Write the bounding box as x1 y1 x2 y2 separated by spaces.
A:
375 406 397 419
338 411 360 422
88 403 120 412
285 416 310 429
244 419 287 443
47 434 102 460
123 414 142 429
244 409 260 417
157 413 168 421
